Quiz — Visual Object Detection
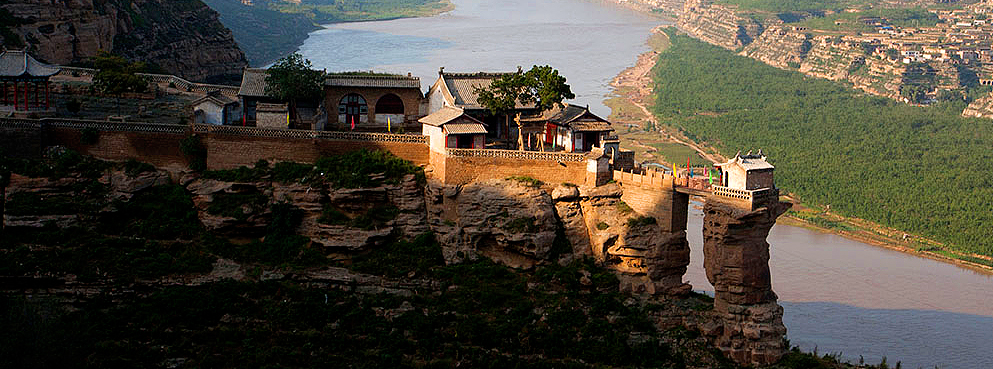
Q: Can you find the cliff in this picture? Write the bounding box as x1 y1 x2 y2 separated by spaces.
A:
962 92 993 118
678 0 763 50
0 0 247 83
738 26 810 70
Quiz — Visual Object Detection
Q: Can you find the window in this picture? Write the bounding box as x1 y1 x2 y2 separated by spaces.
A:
339 94 367 116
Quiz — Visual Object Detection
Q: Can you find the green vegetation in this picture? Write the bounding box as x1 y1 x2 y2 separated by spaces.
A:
263 0 454 24
92 52 149 98
319 203 399 230
616 200 634 215
627 215 658 228
203 149 423 188
651 142 711 166
503 216 539 233
266 53 326 123
507 175 544 187
596 221 610 230
717 0 852 13
794 7 940 32
179 135 207 171
476 65 576 116
651 30 993 257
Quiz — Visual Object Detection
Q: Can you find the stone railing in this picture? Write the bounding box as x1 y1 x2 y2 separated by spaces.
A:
192 124 428 143
0 117 188 134
446 148 587 162
56 67 240 95
0 118 44 129
712 185 778 206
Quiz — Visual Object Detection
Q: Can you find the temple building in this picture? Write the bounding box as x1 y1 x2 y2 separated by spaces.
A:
323 73 422 132
420 106 488 151
425 68 537 143
715 151 775 190
0 50 59 115
520 103 615 153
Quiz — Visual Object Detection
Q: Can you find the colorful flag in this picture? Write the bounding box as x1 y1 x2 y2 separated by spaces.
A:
387 117 391 132
708 169 713 184
687 158 692 178
350 116 355 131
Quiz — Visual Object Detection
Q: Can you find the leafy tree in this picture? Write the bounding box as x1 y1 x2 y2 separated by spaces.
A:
92 52 148 112
265 53 325 127
92 52 148 96
475 65 575 149
476 65 575 116
900 84 930 103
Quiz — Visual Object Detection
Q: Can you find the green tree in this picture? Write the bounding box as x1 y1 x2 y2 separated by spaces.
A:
475 65 575 149
92 52 148 112
265 53 325 128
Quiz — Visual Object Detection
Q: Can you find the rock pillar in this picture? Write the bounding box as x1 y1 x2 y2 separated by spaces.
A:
700 198 791 365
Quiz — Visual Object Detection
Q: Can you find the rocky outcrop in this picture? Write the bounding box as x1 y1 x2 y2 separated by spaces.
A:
426 179 559 269
186 174 428 251
963 92 993 119
700 198 791 366
678 0 763 50
738 26 810 69
1 0 247 83
576 183 691 295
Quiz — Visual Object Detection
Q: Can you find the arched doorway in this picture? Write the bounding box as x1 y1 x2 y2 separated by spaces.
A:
375 94 404 114
339 93 367 128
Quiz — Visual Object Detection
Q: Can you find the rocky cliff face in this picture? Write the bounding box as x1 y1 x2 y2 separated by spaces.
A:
962 92 993 118
738 26 810 69
699 198 791 366
678 0 763 50
1 0 247 83
186 173 428 253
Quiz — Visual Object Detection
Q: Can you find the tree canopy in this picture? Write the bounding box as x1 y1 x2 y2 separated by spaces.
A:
265 53 325 104
92 52 148 96
475 65 575 115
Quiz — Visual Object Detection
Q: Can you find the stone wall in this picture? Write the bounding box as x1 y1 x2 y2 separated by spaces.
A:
51 128 190 170
202 130 429 170
616 171 689 233
441 151 588 186
0 120 43 159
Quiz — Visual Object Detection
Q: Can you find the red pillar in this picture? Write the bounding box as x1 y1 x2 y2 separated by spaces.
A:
12 81 17 110
45 81 49 110
34 82 39 108
23 81 28 111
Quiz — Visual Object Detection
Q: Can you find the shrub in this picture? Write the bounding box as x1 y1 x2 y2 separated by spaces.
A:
616 201 633 214
626 216 657 228
596 222 609 230
206 192 268 220
507 176 543 188
503 217 538 233
120 158 155 178
179 135 206 171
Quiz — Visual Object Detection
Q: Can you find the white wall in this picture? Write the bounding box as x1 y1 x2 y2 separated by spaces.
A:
194 102 225 125
427 85 446 113
423 124 446 153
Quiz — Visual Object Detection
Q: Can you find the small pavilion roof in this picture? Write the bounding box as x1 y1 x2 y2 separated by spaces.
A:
0 50 59 78
521 103 613 132
433 70 534 110
718 151 775 171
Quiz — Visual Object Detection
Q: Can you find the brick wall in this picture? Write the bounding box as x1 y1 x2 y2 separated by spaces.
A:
615 171 689 233
49 128 189 169
203 133 429 170
0 122 43 158
442 155 587 186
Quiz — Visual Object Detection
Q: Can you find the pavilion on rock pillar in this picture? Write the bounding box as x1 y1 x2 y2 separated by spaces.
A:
0 49 60 115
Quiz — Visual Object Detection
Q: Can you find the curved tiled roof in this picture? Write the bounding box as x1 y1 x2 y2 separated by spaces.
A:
419 106 483 127
326 74 420 89
238 68 270 97
0 50 59 78
439 72 533 109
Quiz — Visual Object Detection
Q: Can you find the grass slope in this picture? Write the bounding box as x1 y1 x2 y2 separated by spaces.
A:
651 30 993 257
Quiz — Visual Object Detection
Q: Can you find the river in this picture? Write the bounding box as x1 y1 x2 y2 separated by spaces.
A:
296 1 993 368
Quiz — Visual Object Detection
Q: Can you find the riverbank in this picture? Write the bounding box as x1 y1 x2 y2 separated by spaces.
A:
605 28 993 275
